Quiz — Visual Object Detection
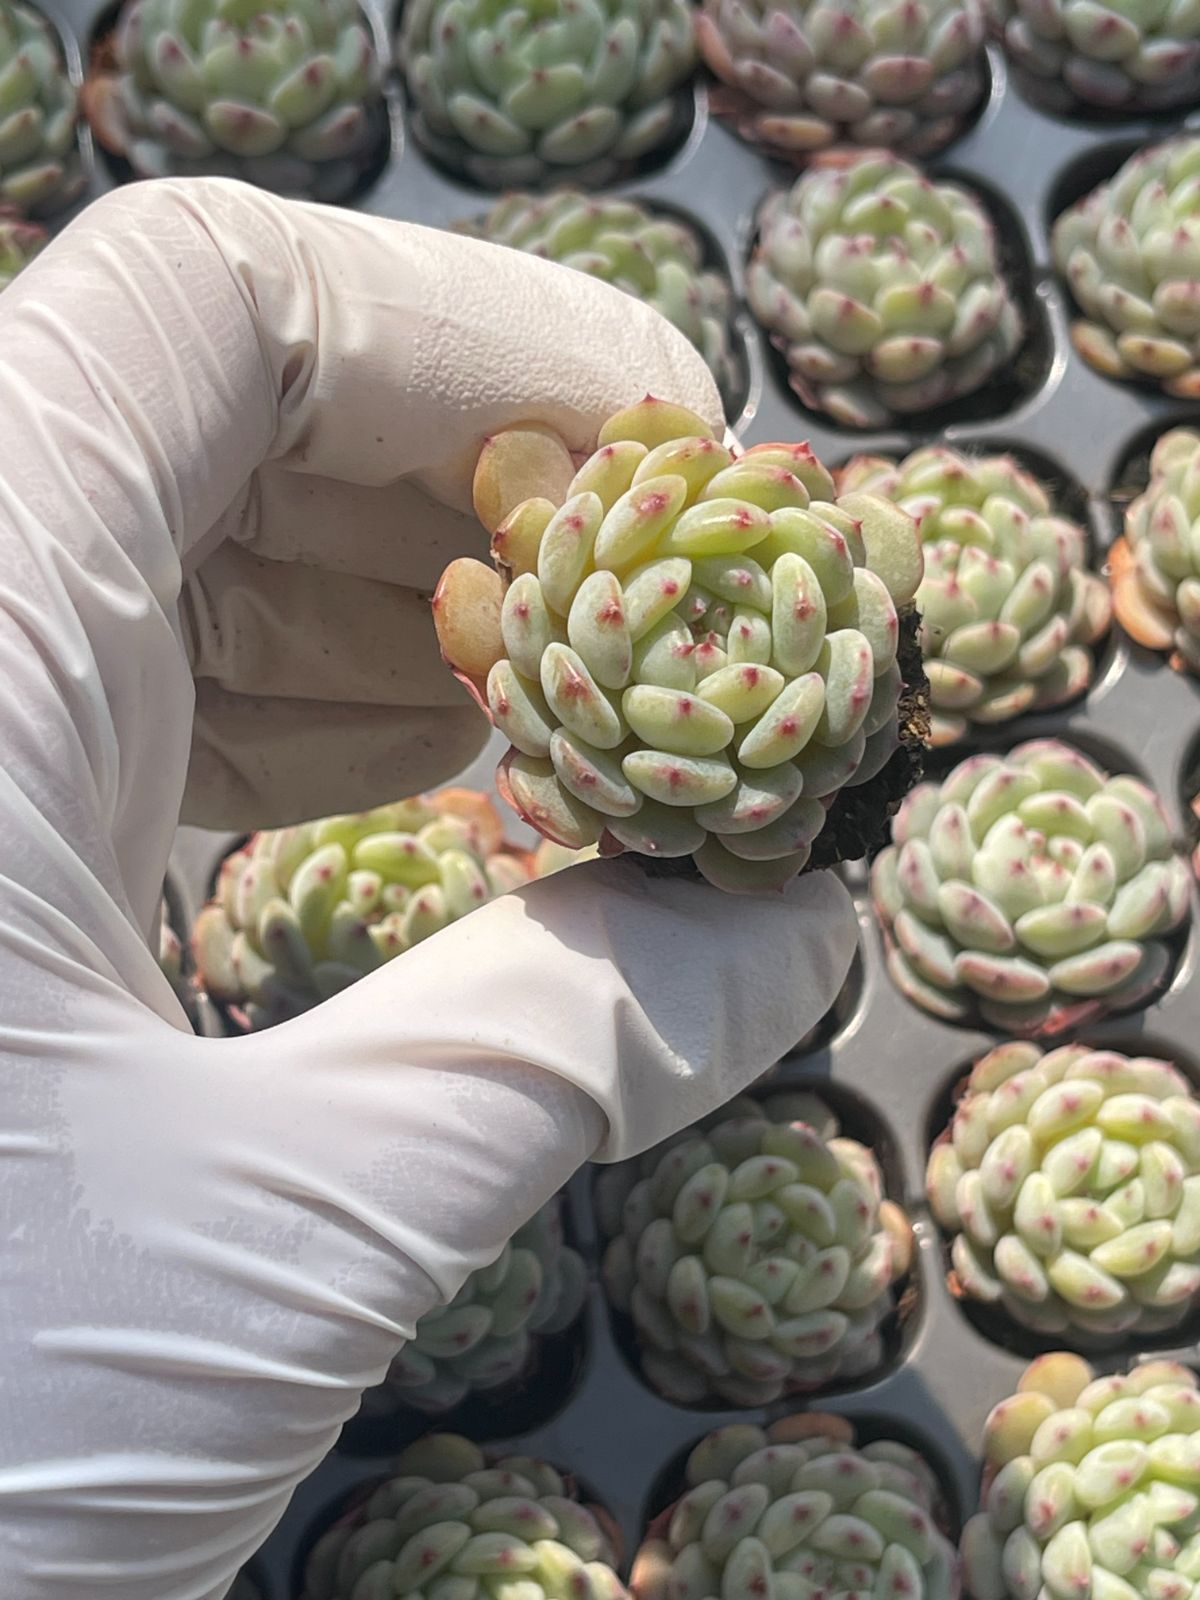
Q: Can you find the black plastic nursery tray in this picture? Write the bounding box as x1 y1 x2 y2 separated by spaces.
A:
51 1 1200 1592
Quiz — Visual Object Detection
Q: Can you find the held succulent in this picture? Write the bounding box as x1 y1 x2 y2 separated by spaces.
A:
0 0 83 213
872 739 1190 1034
596 1091 913 1405
748 153 1023 429
962 1352 1200 1600
1052 138 1200 402
839 447 1111 745
466 191 737 398
432 396 929 895
630 1416 959 1600
696 0 988 163
88 0 384 201
991 0 1200 111
929 1043 1200 1341
1111 428 1200 674
0 206 43 286
369 1195 585 1414
398 0 695 189
192 789 538 1030
301 1434 627 1600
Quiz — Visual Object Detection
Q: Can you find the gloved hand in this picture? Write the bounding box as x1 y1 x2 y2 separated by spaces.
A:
0 178 858 1599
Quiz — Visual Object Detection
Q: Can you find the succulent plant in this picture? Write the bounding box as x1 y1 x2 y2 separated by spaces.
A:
87 0 384 201
839 447 1111 745
748 152 1023 430
991 0 1200 111
397 0 695 189
466 191 737 398
365 1194 586 1415
596 1091 912 1404
872 739 1190 1033
929 1042 1200 1341
962 1351 1200 1600
1053 137 1200 402
0 0 83 213
192 789 540 1030
432 396 929 895
301 1433 627 1600
631 1415 959 1600
696 0 988 163
1110 427 1200 675
0 206 44 286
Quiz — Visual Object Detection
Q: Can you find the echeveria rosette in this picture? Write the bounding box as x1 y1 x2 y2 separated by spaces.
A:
597 1091 913 1405
1111 428 1200 675
366 1194 586 1415
928 1043 1200 1343
839 447 1112 746
465 191 738 400
961 1352 1200 1600
990 0 1200 111
1052 138 1200 402
872 740 1191 1035
747 152 1023 429
89 0 384 201
696 0 988 164
192 788 539 1030
398 0 696 190
630 1415 959 1600
0 0 83 214
432 396 929 896
301 1434 627 1600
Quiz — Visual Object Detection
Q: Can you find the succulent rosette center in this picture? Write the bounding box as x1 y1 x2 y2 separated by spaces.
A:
597 1091 913 1405
929 1043 1200 1342
872 739 1190 1034
433 397 928 894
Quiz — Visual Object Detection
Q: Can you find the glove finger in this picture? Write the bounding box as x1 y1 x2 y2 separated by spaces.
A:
225 465 490 589
184 680 489 831
163 180 722 510
274 857 860 1174
182 542 454 707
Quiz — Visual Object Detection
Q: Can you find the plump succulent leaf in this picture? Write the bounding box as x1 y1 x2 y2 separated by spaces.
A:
435 396 928 894
697 0 988 162
874 739 1189 1032
964 1354 1200 1600
597 1091 912 1404
1053 138 1200 402
840 447 1111 743
0 205 45 284
398 0 695 187
748 152 1024 429
930 1043 1200 1340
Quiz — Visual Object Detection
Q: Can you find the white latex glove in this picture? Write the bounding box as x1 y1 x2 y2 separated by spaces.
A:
0 178 858 1599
